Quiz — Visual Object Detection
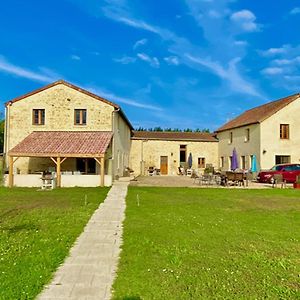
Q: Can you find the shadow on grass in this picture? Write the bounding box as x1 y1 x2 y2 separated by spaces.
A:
3 223 39 233
121 297 142 300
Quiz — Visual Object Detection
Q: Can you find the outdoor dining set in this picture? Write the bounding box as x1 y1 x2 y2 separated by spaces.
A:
192 170 252 187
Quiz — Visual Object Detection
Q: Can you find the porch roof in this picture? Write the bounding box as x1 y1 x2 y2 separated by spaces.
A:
8 131 113 158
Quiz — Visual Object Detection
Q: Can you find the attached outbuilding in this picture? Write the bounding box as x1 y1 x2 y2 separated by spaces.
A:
130 131 218 176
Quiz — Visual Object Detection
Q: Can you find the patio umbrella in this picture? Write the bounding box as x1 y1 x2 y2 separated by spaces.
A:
188 152 193 169
251 155 258 172
231 148 239 171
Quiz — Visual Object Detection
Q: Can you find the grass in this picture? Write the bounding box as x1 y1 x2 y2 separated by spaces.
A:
113 187 300 299
0 187 109 300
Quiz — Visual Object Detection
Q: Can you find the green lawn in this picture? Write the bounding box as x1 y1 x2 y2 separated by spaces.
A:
0 187 109 300
113 187 300 299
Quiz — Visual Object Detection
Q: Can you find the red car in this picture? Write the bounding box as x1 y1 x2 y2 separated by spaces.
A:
257 163 300 183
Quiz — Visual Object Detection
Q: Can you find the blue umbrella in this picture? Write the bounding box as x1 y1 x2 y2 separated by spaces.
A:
231 148 239 170
188 152 193 169
251 154 257 172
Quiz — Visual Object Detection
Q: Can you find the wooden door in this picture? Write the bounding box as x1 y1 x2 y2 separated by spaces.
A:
160 156 168 175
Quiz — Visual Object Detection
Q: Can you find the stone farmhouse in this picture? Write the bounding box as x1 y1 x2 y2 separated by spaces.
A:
3 80 132 187
2 80 300 187
216 93 300 171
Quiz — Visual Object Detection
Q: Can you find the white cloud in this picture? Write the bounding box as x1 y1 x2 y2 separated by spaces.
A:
234 40 248 46
0 55 57 83
261 67 283 75
86 85 162 111
164 56 180 66
133 38 147 49
272 59 292 65
260 46 289 56
71 54 81 60
100 0 262 97
186 54 262 97
230 10 260 32
290 7 300 15
137 53 160 68
113 55 136 64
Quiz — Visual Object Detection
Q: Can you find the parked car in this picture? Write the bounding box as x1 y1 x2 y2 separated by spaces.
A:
257 163 300 183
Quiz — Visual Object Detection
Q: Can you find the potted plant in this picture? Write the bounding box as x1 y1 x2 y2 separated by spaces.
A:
293 175 300 189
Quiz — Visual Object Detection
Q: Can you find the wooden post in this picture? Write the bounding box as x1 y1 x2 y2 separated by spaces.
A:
100 157 105 187
57 157 61 188
8 155 14 188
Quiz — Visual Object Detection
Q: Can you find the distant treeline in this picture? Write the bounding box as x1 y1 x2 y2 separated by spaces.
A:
135 127 210 133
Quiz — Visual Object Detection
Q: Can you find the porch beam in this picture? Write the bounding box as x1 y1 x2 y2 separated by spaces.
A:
56 157 61 188
8 156 14 188
13 157 19 164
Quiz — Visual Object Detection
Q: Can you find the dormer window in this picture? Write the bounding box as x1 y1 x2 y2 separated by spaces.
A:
74 109 87 125
32 109 45 125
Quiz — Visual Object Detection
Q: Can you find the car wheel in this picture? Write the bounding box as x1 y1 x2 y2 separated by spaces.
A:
270 177 275 184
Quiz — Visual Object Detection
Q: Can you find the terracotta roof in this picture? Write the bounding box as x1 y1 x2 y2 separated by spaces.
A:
9 131 113 157
216 93 300 132
5 80 133 130
132 131 218 142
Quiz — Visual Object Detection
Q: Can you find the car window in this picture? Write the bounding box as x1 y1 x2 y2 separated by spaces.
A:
284 166 294 171
271 165 284 171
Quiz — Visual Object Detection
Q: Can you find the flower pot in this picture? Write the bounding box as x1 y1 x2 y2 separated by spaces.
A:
293 183 300 189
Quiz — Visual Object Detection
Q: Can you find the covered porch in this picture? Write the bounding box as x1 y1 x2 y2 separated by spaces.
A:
6 131 113 188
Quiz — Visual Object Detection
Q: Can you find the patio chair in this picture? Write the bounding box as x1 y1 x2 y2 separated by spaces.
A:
178 167 185 175
148 167 154 176
186 168 193 177
272 174 286 188
235 172 244 187
200 174 213 186
225 171 236 186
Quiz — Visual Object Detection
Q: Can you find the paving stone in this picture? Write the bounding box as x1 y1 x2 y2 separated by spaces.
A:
38 181 129 300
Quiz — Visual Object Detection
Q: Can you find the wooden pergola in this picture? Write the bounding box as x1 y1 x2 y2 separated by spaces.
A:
8 131 113 188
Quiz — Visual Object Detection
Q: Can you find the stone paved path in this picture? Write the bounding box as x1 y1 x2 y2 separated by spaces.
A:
37 181 129 300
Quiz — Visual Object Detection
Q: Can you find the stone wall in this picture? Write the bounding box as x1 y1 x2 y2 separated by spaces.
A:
5 84 115 174
130 139 218 176
217 123 261 171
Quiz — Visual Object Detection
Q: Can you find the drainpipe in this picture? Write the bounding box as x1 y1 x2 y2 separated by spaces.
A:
111 108 120 179
140 139 148 175
4 102 12 169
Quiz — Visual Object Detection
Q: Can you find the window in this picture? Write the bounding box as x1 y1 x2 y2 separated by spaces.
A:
229 132 233 144
32 109 45 125
280 124 289 139
275 155 291 165
180 145 187 163
74 109 87 125
241 156 246 169
245 128 250 142
220 156 224 168
198 157 205 168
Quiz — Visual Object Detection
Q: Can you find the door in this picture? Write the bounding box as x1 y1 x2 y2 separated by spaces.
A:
160 156 168 175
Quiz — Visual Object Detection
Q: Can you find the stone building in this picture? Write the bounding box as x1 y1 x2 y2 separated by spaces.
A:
3 80 132 187
130 131 218 176
4 80 300 187
216 93 300 171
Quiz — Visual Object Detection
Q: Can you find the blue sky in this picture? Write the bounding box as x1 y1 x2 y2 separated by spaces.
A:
1 0 300 130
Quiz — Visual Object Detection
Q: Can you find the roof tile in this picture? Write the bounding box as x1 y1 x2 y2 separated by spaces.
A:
9 131 113 157
217 94 300 132
132 131 218 142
